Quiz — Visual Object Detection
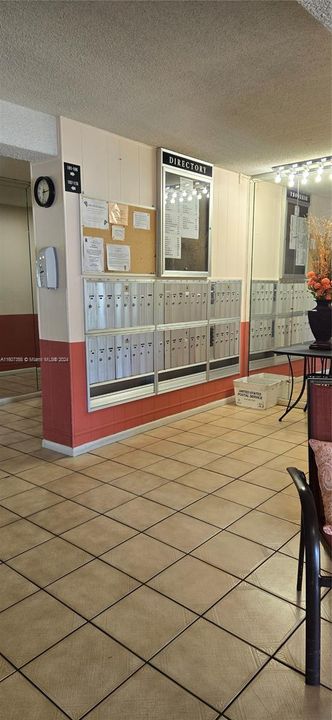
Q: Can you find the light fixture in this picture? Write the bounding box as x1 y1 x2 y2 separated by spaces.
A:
197 193 202 200
192 188 197 196
272 155 332 186
202 187 208 194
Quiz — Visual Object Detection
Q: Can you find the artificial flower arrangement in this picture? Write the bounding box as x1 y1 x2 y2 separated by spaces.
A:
306 215 332 302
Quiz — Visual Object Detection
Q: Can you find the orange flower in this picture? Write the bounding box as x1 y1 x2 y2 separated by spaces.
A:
307 271 316 278
321 278 330 286
314 282 322 289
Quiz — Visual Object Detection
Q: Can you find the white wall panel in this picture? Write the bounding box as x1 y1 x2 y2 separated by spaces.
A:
107 133 121 202
81 125 108 200
119 137 140 204
139 143 156 207
252 181 284 281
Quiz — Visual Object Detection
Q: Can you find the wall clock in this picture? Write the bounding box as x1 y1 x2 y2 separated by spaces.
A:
34 176 56 208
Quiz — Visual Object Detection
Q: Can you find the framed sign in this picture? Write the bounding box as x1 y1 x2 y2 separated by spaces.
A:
283 188 310 277
158 148 213 277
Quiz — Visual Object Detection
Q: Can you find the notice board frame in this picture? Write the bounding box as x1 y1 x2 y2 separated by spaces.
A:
158 148 213 278
80 195 156 276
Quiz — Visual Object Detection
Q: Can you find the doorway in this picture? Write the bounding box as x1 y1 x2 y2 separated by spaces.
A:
0 160 40 402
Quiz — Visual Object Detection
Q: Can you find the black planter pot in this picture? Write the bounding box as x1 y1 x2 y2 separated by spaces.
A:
308 300 332 350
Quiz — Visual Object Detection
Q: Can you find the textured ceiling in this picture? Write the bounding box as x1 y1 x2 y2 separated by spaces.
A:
0 0 331 174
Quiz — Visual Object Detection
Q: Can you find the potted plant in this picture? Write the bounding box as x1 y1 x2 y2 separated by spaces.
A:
306 215 332 350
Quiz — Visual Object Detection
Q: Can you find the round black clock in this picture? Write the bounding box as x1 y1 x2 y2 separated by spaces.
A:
34 176 56 208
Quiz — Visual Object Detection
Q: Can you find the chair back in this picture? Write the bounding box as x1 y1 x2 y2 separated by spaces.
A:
307 376 332 529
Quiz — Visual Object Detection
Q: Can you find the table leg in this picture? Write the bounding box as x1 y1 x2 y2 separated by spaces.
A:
279 355 307 421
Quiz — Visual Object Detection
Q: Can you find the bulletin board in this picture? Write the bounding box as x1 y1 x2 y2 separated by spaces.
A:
81 197 156 275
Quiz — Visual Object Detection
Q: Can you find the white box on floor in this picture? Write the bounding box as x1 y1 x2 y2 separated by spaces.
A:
234 373 282 410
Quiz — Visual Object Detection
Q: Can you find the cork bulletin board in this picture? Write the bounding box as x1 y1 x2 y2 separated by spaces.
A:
81 197 156 275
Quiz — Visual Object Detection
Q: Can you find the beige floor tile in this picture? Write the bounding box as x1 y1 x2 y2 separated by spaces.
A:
0 590 84 666
279 534 332 573
134 440 184 458
62 515 137 555
143 458 193 480
229 510 298 550
0 565 38 611
268 429 307 444
149 555 238 614
192 424 230 438
168 431 211 447
195 438 242 456
8 537 92 586
240 422 276 437
146 512 220 552
110 469 167 494
258 493 301 525
91 441 139 457
0 447 20 462
227 447 277 467
281 482 298 497
209 417 249 431
43 472 102 498
205 581 305 654
73 484 134 512
214 480 275 508
120 434 160 449
8 437 43 454
0 506 19 527
0 519 52 561
249 437 297 455
84 664 218 720
205 456 256 478
0 656 15 682
0 469 9 479
80 459 133 482
321 592 332 622
247 552 307 607
145 426 179 439
276 619 332 689
168 418 203 431
192 530 273 578
95 585 196 659
264 454 308 473
152 618 267 712
48 559 139 619
183 495 248 529
1 487 63 517
0 455 45 474
107 496 174 530
240 466 291 491
16 463 72 485
220 430 262 445
226 659 332 720
144 481 205 510
282 445 308 462
23 624 143 720
115 449 162 469
31 448 67 462
156 445 219 468
0 475 35 500
29 500 97 534
0 431 31 446
0 673 68 719
101 533 183 582
55 454 105 470
174 467 233 492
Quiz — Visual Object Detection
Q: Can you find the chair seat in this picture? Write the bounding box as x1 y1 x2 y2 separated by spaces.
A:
321 527 332 552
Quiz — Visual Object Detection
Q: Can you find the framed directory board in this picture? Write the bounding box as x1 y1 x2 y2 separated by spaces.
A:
158 149 213 277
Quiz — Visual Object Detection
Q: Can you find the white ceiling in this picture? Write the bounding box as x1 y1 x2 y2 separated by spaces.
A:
0 0 331 174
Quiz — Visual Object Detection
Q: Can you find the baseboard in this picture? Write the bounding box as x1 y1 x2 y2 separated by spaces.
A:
42 395 235 456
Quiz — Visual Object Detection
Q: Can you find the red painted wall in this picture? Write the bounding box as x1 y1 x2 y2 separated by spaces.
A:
0 314 39 371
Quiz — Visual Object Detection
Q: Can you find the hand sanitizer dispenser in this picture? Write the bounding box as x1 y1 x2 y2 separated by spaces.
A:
36 247 58 289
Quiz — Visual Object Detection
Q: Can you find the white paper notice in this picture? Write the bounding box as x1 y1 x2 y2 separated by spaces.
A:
289 214 298 250
82 198 109 229
112 225 125 241
82 236 104 273
295 217 308 266
106 244 131 272
133 211 150 230
165 198 181 258
180 177 199 239
109 202 128 226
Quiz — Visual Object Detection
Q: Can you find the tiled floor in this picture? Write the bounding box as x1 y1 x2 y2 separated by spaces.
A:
0 397 331 719
0 368 40 399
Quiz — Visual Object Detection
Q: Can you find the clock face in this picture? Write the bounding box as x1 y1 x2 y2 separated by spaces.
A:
34 176 55 207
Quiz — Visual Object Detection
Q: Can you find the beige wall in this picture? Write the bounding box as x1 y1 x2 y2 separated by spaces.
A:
251 181 286 281
0 203 35 315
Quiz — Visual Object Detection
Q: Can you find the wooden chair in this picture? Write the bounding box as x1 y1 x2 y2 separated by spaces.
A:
287 376 332 685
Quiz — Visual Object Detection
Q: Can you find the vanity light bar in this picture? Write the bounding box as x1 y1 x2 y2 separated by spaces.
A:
272 156 332 185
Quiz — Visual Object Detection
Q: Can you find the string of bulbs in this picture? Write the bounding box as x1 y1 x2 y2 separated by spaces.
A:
273 156 332 187
165 181 210 204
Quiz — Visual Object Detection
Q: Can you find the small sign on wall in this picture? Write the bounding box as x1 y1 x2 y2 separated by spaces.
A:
64 162 81 193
